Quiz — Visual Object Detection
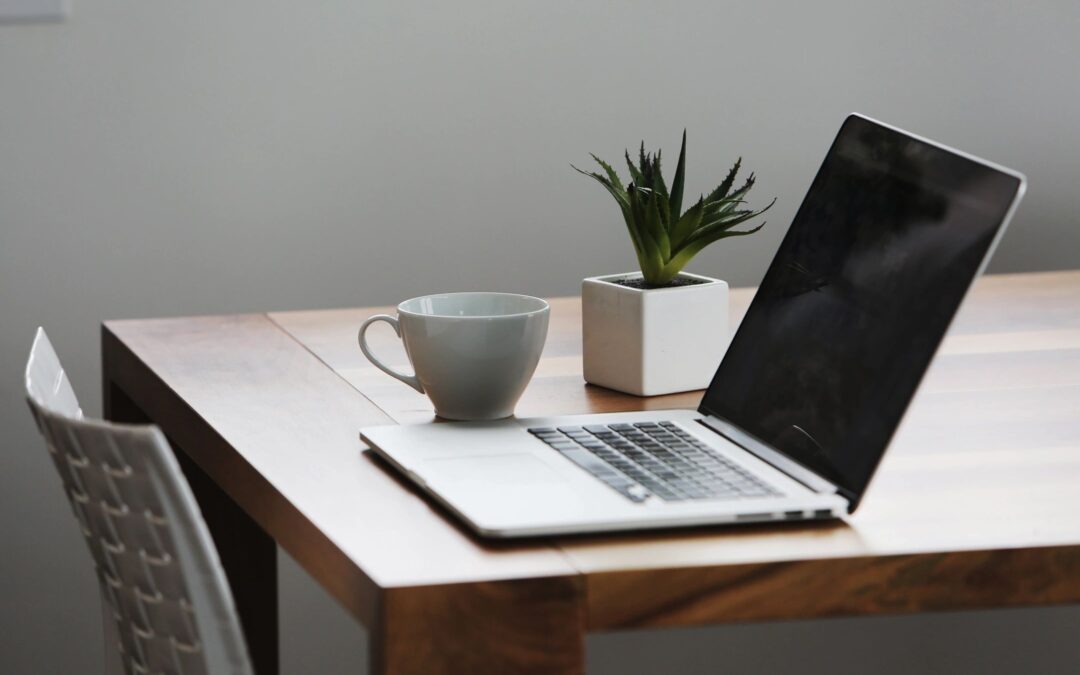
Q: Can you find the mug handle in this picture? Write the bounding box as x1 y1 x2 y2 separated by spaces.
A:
357 314 424 394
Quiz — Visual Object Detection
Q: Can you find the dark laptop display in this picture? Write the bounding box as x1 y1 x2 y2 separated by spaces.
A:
701 115 1024 508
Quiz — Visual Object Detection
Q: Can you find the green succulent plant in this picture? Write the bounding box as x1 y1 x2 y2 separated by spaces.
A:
574 131 775 288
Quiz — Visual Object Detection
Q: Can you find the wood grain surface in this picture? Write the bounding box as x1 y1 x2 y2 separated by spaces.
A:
374 576 585 675
268 270 1080 631
104 271 1080 673
102 315 574 602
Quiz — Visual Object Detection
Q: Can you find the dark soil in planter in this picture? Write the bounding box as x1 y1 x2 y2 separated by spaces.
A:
613 276 710 290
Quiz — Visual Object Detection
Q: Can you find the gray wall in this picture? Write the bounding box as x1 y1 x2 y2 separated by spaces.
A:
3 1 1079 672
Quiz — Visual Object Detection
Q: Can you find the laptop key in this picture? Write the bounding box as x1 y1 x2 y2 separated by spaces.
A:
560 448 617 475
610 483 649 502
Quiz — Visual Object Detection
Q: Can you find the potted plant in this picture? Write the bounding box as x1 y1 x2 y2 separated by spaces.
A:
573 131 774 396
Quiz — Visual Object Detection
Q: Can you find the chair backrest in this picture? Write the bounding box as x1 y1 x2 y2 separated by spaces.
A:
25 328 253 675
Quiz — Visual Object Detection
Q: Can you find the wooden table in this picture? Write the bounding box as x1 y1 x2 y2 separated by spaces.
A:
101 271 1080 675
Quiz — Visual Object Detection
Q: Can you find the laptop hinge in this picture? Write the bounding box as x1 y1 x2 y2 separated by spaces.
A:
697 416 852 504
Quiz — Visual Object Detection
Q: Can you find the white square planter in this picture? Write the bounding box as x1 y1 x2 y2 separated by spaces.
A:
582 272 729 396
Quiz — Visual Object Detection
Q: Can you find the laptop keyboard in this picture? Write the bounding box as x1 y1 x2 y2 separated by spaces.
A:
527 421 780 503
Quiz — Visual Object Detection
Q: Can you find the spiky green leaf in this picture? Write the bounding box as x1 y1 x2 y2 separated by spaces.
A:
713 197 775 227
627 186 665 282
662 221 768 281
679 201 774 252
649 149 670 205
590 154 625 193
624 150 644 186
571 164 629 211
669 195 705 249
668 130 687 223
723 172 757 205
699 177 764 224
628 186 653 257
640 187 670 262
705 157 742 203
701 196 746 221
574 163 649 268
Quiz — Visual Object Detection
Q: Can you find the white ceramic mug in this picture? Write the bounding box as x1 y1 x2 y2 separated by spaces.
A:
358 292 550 420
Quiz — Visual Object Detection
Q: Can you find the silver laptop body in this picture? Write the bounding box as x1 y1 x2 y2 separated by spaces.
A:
362 114 1026 538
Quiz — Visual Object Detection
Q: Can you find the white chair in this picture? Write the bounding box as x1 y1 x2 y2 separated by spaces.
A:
25 328 253 675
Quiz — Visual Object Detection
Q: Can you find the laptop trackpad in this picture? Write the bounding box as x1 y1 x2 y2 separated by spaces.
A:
420 454 563 487
419 454 585 530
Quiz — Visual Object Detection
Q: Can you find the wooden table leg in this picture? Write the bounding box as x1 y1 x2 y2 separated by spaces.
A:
104 381 280 675
369 577 586 675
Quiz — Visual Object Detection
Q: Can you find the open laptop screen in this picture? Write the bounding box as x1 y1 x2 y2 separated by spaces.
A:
700 114 1024 506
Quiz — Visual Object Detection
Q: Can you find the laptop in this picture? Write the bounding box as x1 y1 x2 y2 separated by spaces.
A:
361 113 1026 538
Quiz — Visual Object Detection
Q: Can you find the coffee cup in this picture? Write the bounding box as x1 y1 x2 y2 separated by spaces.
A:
357 292 549 420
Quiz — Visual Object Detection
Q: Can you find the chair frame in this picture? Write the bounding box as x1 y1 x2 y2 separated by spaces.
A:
26 328 253 675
